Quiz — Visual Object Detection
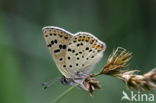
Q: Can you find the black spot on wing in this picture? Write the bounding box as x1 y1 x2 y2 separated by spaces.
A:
69 65 72 68
77 44 80 47
62 45 67 49
67 56 71 60
59 45 62 49
68 48 72 52
76 63 79 66
54 49 60 53
79 52 82 54
54 40 57 44
89 49 92 52
59 44 67 50
51 40 54 45
47 44 51 47
72 50 75 53
59 57 63 61
86 47 89 50
49 33 52 36
60 35 63 38
64 37 68 39
63 65 66 67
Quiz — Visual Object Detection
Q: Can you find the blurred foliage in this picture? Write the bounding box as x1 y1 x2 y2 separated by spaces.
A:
0 0 156 103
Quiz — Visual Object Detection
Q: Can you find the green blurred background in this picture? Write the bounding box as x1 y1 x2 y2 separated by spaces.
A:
0 0 156 103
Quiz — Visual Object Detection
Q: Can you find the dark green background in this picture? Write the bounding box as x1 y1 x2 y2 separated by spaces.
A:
0 0 156 103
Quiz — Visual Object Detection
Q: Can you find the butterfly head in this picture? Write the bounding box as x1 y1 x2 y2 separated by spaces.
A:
60 76 75 85
60 71 101 94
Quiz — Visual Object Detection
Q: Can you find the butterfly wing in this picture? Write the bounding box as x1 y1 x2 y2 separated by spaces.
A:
42 26 74 78
65 32 106 77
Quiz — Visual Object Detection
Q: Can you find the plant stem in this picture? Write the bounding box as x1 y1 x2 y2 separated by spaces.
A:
52 86 76 103
90 72 101 77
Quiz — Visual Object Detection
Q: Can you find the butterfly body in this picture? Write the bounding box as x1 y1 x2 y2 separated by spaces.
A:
42 26 106 91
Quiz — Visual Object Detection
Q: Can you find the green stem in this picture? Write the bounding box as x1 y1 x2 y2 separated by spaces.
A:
52 86 76 103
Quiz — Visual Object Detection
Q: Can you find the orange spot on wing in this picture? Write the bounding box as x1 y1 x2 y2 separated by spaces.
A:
92 44 97 48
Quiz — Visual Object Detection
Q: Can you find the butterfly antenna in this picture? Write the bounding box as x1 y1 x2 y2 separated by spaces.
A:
41 77 61 90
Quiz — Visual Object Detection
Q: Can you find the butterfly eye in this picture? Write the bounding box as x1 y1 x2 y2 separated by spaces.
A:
60 76 72 85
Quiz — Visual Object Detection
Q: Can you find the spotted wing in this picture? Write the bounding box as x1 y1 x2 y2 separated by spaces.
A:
65 32 106 76
42 26 73 78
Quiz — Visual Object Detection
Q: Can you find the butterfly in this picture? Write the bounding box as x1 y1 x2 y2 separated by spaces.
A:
42 26 106 91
